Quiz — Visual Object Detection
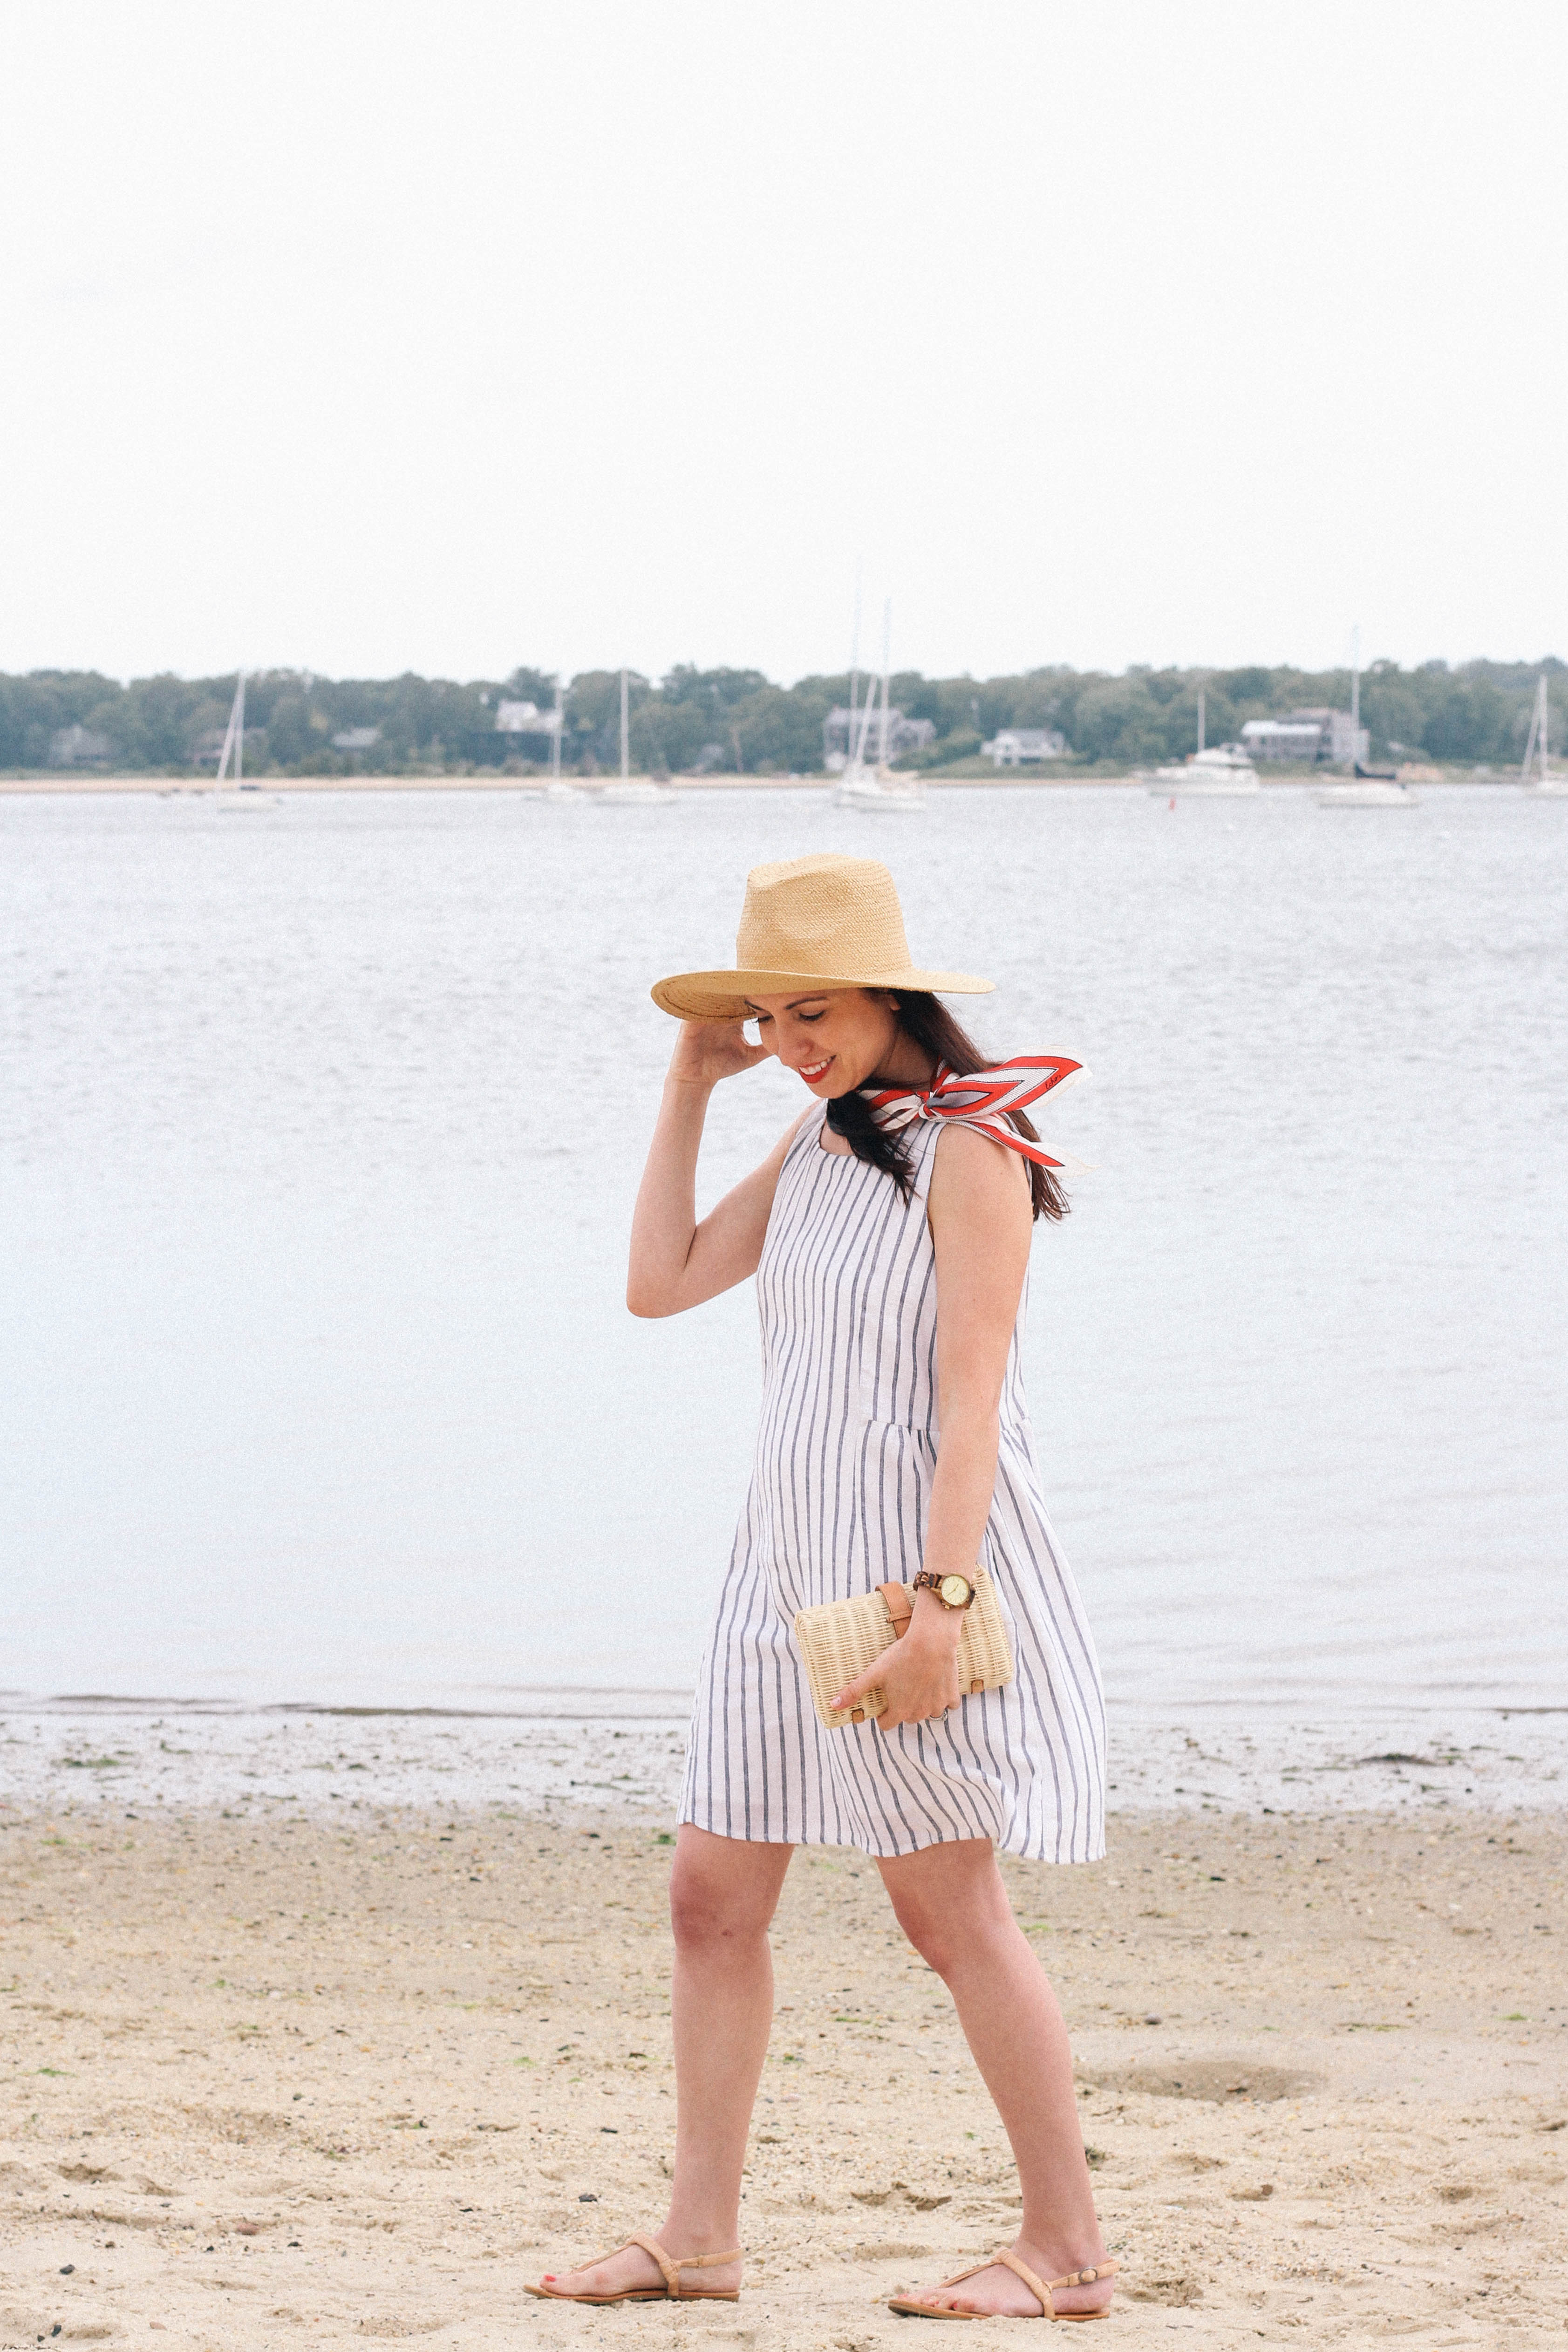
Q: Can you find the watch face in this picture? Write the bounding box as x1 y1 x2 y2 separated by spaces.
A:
939 1574 972 1609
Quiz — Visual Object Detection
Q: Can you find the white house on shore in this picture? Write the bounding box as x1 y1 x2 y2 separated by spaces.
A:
48 724 113 768
494 699 562 740
1241 708 1369 764
981 727 1068 766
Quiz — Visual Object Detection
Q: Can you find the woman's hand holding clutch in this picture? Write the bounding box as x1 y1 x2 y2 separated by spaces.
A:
831 1593 964 1729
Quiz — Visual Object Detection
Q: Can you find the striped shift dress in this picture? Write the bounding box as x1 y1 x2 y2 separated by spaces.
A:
679 1104 1106 1863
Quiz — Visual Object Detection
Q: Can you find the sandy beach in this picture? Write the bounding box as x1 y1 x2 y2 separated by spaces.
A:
2 1804 1564 2349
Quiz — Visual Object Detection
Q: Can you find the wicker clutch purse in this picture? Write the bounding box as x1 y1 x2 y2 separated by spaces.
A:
793 1573 1015 1730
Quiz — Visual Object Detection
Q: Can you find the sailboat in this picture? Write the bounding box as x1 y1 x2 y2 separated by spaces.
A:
833 601 924 813
1148 685 1260 795
600 666 676 804
211 671 273 808
538 674 582 801
1521 675 1568 795
1316 629 1417 808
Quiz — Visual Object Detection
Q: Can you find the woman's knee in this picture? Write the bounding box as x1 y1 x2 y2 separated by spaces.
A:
881 1850 1016 1977
668 1832 787 1953
887 1889 965 1977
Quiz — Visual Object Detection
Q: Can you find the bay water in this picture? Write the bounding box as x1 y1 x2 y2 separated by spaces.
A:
3 783 1564 1801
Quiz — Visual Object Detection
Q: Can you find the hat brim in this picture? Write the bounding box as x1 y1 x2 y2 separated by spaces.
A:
650 966 995 1021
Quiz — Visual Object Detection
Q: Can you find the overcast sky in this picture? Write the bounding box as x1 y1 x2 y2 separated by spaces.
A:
4 1 1564 686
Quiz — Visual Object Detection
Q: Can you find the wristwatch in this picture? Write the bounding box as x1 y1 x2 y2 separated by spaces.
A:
913 1570 977 1611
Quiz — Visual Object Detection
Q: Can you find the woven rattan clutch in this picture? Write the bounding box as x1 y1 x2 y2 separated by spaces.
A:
793 1573 1014 1730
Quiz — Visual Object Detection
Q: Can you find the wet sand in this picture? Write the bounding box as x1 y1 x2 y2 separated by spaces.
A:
2 1807 1564 2348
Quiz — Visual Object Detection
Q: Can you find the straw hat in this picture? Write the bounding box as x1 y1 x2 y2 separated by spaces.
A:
651 852 994 1021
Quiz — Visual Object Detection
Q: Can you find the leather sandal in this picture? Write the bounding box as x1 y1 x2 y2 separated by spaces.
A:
525 2231 743 2304
888 2250 1116 2321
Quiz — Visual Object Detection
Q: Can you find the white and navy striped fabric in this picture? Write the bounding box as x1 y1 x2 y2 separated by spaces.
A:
680 1104 1106 1863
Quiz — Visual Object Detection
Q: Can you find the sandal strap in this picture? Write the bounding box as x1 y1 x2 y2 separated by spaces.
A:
625 2236 681 2296
998 2251 1118 2318
922 2259 994 2292
995 2249 1055 2316
899 2249 1117 2319
623 2235 743 2297
1047 2262 1117 2291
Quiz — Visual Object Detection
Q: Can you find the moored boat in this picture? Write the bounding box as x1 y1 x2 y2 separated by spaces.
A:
1148 746 1260 796
1521 675 1568 795
600 780 676 805
1315 771 1419 808
832 597 926 815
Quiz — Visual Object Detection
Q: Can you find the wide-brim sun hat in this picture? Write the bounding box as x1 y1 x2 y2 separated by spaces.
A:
651 852 994 1022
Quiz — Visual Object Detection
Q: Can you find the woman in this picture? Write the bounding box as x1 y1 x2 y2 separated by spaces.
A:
530 853 1113 2321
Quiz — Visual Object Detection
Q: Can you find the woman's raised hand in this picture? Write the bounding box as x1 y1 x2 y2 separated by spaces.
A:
668 1016 770 1091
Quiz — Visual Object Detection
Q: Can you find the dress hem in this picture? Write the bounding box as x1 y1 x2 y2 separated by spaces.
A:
676 1801 1106 1867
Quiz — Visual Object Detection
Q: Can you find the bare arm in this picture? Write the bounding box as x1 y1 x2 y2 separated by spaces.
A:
832 1124 1033 1726
627 1018 807 1319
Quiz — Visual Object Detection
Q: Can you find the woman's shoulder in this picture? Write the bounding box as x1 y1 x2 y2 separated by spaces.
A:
928 1120 1033 1212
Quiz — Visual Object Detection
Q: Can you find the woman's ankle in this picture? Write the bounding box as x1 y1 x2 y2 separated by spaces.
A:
658 2211 743 2256
1014 2225 1107 2281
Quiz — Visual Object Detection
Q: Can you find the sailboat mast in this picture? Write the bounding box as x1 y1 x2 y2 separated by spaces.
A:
1520 677 1543 787
1349 625 1360 767
1197 684 1205 756
878 600 891 768
214 670 245 791
846 565 862 777
620 668 629 780
551 675 562 781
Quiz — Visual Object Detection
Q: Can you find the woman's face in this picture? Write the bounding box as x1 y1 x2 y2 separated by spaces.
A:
744 987 904 1098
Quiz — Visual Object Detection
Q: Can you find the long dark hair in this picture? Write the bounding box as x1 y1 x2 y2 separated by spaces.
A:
823 993 1069 1222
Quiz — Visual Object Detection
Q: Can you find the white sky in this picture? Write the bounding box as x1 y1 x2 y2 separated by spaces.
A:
3 0 1564 685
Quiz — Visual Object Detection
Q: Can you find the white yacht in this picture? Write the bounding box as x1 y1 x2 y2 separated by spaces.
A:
1148 744 1260 797
1315 775 1419 808
601 780 675 806
834 765 925 814
1521 675 1568 795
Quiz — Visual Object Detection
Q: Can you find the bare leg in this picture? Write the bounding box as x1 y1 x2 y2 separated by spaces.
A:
539 1826 792 2299
878 1837 1110 2318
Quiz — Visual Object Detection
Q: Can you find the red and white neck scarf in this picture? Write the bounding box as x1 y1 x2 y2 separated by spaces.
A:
861 1056 1089 1173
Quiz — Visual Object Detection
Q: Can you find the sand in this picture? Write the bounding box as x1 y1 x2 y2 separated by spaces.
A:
2 1807 1564 2349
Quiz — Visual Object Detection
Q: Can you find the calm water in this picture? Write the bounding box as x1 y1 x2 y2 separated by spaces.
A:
3 784 1565 1734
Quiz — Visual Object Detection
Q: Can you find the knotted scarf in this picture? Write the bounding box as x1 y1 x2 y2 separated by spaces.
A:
861 1056 1090 1173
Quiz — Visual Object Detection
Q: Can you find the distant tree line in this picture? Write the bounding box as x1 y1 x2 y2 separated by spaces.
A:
1 655 1561 776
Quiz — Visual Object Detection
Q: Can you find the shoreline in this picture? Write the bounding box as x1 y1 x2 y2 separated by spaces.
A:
2 1803 1563 2347
0 770 1174 795
5 1693 1563 1823
0 768 1502 797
